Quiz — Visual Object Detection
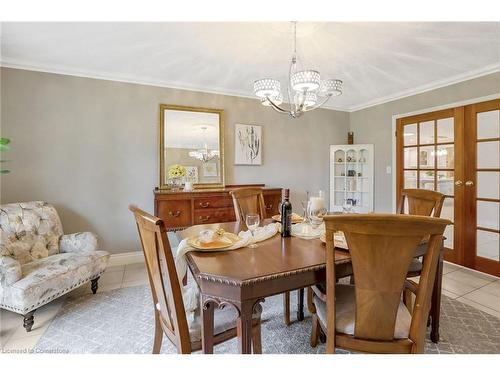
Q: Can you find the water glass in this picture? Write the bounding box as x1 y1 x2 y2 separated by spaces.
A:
342 199 353 213
245 213 260 248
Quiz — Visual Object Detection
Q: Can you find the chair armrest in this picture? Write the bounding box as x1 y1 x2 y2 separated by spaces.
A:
60 232 98 253
0 256 22 286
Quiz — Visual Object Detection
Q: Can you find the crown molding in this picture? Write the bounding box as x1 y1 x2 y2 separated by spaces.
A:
0 59 349 112
348 63 500 112
1 58 499 113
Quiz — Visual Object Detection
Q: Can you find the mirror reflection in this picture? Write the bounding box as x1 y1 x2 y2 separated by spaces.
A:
160 105 224 189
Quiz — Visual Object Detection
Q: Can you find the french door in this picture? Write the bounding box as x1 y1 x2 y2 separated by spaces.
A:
397 99 500 276
464 100 500 276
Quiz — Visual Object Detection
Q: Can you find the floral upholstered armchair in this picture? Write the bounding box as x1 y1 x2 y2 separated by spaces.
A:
0 201 109 331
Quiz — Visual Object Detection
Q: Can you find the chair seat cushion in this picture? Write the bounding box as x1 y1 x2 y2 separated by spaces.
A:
0 251 109 313
314 284 411 339
408 259 423 274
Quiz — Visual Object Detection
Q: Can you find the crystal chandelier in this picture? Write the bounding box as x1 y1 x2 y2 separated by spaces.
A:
253 22 343 118
188 126 219 162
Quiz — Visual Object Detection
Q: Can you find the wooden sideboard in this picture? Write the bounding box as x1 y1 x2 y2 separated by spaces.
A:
154 184 283 231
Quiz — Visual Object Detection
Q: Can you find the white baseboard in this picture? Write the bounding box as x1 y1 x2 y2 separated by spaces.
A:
108 251 144 267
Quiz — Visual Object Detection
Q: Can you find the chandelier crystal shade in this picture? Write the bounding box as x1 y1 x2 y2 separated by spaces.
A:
253 22 343 118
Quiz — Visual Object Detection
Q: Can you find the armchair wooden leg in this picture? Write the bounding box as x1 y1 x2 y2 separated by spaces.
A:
310 313 319 347
91 277 100 294
152 311 163 354
283 292 290 326
252 320 262 354
23 310 36 332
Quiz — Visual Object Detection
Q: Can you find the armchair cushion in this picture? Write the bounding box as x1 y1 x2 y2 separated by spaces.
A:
0 201 63 265
0 251 109 314
60 232 98 253
0 256 22 286
314 284 411 340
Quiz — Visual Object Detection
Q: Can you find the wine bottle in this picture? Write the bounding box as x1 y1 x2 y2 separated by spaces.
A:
281 188 292 237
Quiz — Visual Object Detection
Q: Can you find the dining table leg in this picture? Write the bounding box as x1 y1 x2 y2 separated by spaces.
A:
237 300 255 354
296 288 305 321
201 297 215 354
430 250 444 343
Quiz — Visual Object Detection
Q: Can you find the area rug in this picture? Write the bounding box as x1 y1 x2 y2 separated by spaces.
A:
35 284 500 354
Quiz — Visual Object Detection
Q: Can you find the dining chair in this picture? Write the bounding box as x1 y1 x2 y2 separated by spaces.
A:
310 214 450 354
397 189 446 308
129 205 262 354
229 187 267 222
229 187 294 326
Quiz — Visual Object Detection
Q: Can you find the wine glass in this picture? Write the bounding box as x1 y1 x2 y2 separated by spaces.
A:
342 199 353 213
245 213 260 248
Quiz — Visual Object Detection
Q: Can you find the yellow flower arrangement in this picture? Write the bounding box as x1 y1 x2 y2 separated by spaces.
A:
168 164 186 179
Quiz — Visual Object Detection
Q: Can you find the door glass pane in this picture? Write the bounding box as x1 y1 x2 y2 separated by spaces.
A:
419 121 435 144
404 147 417 168
477 110 500 140
437 144 454 168
437 118 454 143
419 171 435 190
437 171 454 195
477 201 499 230
442 198 454 248
419 146 435 169
477 141 499 168
404 170 417 188
403 124 417 146
477 172 500 200
477 230 499 261
444 225 454 249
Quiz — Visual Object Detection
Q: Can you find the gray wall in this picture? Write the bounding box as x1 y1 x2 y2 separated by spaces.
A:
0 67 349 253
349 71 500 212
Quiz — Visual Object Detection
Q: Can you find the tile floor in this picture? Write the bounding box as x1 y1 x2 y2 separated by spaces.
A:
1 261 499 352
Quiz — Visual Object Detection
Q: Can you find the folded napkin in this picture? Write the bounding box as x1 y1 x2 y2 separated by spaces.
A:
174 222 280 325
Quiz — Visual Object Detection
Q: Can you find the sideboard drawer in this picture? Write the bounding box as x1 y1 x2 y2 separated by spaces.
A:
194 196 233 210
194 208 236 225
157 200 192 228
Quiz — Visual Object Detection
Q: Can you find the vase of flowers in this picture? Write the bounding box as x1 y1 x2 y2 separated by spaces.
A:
168 164 186 191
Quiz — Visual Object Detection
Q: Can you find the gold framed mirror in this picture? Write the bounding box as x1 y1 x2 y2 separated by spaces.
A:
159 104 225 190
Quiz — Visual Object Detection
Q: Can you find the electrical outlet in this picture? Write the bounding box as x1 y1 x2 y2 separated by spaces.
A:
386 166 392 174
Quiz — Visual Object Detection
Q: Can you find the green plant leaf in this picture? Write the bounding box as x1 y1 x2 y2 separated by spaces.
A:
0 144 10 152
0 170 11 174
0 138 10 145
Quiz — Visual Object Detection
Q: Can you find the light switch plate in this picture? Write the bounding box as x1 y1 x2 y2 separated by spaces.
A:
386 166 392 174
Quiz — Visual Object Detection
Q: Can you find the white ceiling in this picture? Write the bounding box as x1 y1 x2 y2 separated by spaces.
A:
1 22 499 111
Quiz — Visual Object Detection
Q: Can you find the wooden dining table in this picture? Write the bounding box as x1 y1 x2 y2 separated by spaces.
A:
177 219 444 354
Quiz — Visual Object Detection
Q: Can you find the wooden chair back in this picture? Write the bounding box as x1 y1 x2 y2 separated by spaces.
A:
323 214 450 353
397 189 445 217
129 205 191 353
229 187 267 222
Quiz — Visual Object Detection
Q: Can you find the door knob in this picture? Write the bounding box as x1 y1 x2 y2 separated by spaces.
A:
455 180 463 186
465 180 474 186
